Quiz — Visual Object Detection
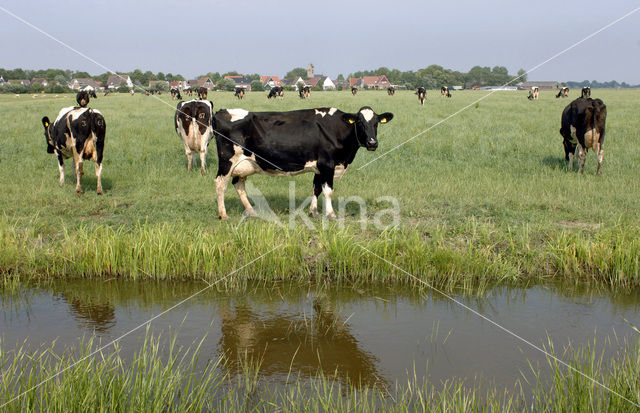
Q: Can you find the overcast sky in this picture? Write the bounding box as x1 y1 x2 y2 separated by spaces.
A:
1 0 639 83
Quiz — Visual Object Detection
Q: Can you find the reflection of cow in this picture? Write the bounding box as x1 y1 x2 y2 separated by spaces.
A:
559 97 607 174
556 87 569 98
416 87 426 105
351 87 357 96
217 296 384 388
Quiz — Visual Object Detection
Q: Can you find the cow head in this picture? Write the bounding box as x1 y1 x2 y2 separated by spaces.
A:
76 91 90 107
41 116 55 153
342 107 393 151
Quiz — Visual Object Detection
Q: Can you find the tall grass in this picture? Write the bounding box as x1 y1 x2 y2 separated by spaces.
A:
1 330 638 412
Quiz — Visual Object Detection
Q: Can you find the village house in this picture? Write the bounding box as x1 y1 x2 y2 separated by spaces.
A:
106 74 133 89
70 78 100 90
188 77 215 90
260 76 282 89
224 75 253 91
30 78 49 87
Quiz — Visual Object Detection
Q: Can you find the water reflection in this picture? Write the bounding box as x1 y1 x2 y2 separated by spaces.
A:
218 296 383 387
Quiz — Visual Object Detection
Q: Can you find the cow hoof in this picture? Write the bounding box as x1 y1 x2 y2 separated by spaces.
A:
76 190 83 195
326 213 337 220
97 190 103 195
243 209 258 218
310 210 320 219
219 215 229 221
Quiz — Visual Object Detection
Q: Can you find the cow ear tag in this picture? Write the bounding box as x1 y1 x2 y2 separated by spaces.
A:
379 118 388 123
348 118 355 124
44 121 49 127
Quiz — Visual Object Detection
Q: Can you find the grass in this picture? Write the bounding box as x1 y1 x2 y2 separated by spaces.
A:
0 89 639 292
0 329 638 412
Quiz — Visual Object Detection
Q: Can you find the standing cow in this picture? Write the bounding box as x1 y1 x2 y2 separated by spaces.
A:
41 107 106 194
197 87 208 100
76 91 90 107
559 97 607 174
351 87 358 96
211 106 393 220
416 87 426 105
299 86 311 99
234 88 245 99
581 86 591 98
175 100 215 175
440 86 451 97
556 87 569 98
387 87 395 96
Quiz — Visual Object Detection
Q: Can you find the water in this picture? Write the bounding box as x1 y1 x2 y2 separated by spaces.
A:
2 279 639 389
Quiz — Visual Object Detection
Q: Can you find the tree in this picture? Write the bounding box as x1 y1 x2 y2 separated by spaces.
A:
285 67 307 79
73 71 91 79
250 80 264 91
222 71 241 77
217 78 236 91
516 69 527 83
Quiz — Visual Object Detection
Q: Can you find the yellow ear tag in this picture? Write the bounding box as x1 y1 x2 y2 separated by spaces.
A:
348 118 355 124
379 118 387 123
44 122 49 127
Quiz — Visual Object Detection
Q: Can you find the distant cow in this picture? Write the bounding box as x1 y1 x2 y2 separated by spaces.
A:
197 87 208 100
299 86 311 99
171 87 182 100
211 106 393 219
41 107 106 194
581 86 591 98
440 86 451 97
530 86 539 100
267 86 284 99
416 87 426 105
235 88 245 99
351 87 357 96
184 87 193 97
76 91 90 107
387 87 395 96
556 87 569 98
174 100 215 175
559 97 607 174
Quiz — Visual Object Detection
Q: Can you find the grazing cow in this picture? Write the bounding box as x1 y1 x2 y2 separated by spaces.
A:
76 91 90 107
267 86 284 99
171 87 182 100
299 86 311 99
387 87 395 96
211 106 393 219
103 90 111 97
416 87 426 105
559 97 607 174
440 86 451 97
556 87 569 98
41 107 106 194
88 89 97 99
351 87 357 96
234 87 245 99
184 87 193 97
581 86 591 98
175 100 215 175
197 87 208 100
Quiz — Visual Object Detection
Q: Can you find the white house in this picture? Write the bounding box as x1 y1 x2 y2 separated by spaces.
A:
106 74 133 89
321 77 336 90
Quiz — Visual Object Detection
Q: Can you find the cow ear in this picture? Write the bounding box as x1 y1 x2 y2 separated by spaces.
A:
176 101 183 109
342 113 357 124
378 113 393 123
42 116 50 128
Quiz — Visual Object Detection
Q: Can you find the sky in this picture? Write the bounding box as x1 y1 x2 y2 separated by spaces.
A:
1 0 639 83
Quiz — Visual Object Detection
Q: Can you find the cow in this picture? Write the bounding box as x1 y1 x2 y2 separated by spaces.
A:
184 87 193 97
559 97 607 174
351 87 357 96
171 87 182 100
88 89 97 99
556 87 569 98
440 86 451 97
581 86 591 98
387 87 395 96
41 107 106 194
234 87 245 99
211 106 393 220
267 86 284 99
174 100 215 175
530 86 539 100
416 87 426 105
197 87 208 100
76 91 90 107
299 86 311 99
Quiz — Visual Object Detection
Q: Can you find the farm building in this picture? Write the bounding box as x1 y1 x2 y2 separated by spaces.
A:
106 74 133 89
188 77 215 90
261 76 282 89
519 81 559 91
224 76 253 91
70 78 100 90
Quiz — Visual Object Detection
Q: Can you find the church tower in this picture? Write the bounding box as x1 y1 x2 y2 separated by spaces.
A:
307 63 314 78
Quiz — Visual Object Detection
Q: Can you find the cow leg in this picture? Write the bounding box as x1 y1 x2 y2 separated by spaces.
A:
596 145 604 175
215 174 231 220
568 152 575 170
73 149 83 194
56 152 65 187
232 176 256 217
95 163 103 195
310 174 322 218
184 143 193 172
576 143 586 174
200 149 207 176
316 167 336 219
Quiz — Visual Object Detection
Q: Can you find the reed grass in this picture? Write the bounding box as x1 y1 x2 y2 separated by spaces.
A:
1 330 638 412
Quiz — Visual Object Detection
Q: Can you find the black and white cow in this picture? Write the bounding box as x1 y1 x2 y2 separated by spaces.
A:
387 87 395 96
234 87 245 99
267 86 284 99
171 87 182 100
416 87 426 105
556 87 569 98
76 91 90 107
351 87 358 96
559 97 607 174
184 87 193 97
174 100 215 175
41 107 106 194
197 87 208 100
440 86 451 97
211 106 393 220
530 86 539 100
299 86 311 99
581 86 591 98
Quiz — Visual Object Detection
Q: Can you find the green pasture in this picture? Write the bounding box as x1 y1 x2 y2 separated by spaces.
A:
0 89 638 290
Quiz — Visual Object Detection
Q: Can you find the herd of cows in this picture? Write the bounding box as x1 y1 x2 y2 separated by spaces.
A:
39 85 606 219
